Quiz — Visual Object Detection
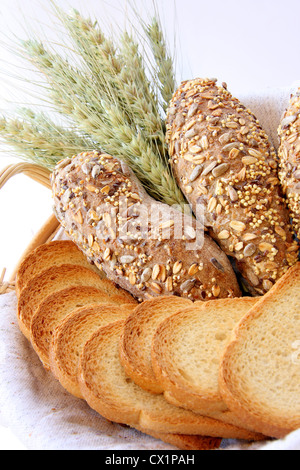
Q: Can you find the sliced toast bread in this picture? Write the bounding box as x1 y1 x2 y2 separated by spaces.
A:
49 303 220 450
30 286 132 369
17 264 137 340
78 320 265 440
15 240 104 295
219 263 300 439
49 303 135 397
134 427 221 450
119 297 193 394
151 297 258 429
86 277 137 305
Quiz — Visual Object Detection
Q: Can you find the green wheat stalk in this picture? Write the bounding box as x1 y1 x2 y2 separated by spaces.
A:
0 4 185 209
144 17 177 114
0 108 94 169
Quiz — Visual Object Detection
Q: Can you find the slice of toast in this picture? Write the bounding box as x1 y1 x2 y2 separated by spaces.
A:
78 320 265 440
134 427 221 450
30 286 132 369
119 295 261 432
119 297 193 394
219 263 300 439
49 303 135 397
151 297 258 429
15 240 105 296
87 277 137 305
17 264 136 340
49 304 220 450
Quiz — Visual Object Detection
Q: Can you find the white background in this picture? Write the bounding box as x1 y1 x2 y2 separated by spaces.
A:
0 0 300 450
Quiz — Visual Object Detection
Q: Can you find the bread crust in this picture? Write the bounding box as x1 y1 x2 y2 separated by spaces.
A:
151 297 256 413
51 152 241 302
17 264 132 340
30 286 127 369
166 78 298 295
119 296 193 393
219 263 300 438
134 427 222 450
151 298 258 431
15 240 104 296
278 88 300 240
49 303 134 398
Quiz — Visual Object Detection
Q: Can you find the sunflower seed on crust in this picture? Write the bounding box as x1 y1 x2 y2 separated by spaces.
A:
189 165 203 182
141 268 152 283
202 161 218 176
120 255 136 264
244 243 257 257
210 258 225 272
281 114 297 128
212 163 230 178
181 278 196 293
228 187 238 202
242 156 258 166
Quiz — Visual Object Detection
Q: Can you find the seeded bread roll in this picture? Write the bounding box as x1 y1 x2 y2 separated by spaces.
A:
166 78 299 295
51 151 241 302
278 88 300 240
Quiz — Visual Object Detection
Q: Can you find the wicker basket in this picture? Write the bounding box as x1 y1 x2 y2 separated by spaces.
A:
0 163 60 294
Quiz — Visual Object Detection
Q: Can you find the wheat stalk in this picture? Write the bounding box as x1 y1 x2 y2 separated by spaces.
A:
0 4 185 209
21 36 185 208
144 17 177 114
56 9 167 155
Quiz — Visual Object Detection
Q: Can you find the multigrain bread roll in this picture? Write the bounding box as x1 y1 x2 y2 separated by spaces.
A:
166 78 299 295
278 88 300 240
51 151 241 302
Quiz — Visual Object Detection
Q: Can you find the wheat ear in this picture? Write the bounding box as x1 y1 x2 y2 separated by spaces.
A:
21 39 186 208
0 109 94 168
144 17 177 114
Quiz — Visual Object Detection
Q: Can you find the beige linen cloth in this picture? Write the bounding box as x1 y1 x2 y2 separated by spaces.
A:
0 83 300 450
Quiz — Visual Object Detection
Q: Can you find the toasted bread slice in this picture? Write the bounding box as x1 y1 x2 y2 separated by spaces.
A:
30 286 131 369
219 263 300 439
78 320 265 440
151 297 258 429
17 264 136 340
135 427 221 450
120 295 263 432
87 277 137 305
49 303 135 397
49 304 220 450
15 240 104 296
119 297 193 394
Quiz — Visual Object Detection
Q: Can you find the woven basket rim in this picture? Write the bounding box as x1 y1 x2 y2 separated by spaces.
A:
0 163 59 294
0 162 51 190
